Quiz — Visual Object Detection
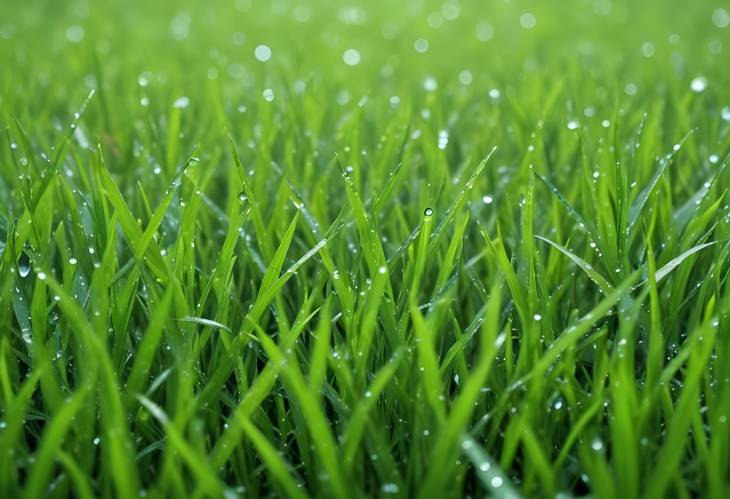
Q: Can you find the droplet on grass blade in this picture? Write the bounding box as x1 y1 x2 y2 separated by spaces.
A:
414 38 429 53
591 437 604 451
437 129 449 150
18 253 31 277
476 22 494 42
173 96 190 109
254 44 272 62
342 48 361 66
381 483 399 494
519 12 536 29
690 76 708 93
424 207 434 217
459 70 473 85
423 76 438 92
712 8 730 28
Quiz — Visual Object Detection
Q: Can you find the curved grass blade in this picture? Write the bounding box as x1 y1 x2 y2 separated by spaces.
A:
535 235 612 294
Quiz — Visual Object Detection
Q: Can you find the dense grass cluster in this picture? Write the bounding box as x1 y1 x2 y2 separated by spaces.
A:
2 0 730 497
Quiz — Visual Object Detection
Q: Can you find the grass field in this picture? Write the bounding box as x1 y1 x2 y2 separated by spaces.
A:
2 0 730 497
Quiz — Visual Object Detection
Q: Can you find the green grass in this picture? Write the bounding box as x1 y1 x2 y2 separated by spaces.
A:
2 0 730 497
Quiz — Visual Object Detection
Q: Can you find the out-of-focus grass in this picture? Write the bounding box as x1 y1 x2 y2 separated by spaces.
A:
1 0 730 497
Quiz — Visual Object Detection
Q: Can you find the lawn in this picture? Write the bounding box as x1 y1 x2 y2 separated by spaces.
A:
1 0 730 497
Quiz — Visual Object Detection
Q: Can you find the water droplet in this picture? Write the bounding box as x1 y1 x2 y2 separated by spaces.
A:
18 254 31 277
482 195 494 204
342 48 361 66
479 462 490 472
519 12 536 29
437 129 449 150
254 44 272 62
378 265 387 274
414 38 429 53
423 76 438 92
712 8 730 28
533 313 542 321
490 476 504 488
424 207 434 217
476 22 494 42
381 483 399 494
262 88 275 102
641 41 656 58
458 70 473 85
690 76 708 93
37 271 47 281
237 192 248 203
65 25 84 43
591 437 604 451
173 96 190 109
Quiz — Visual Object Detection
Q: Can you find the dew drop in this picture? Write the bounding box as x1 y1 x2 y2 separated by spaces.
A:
423 76 438 92
712 8 729 29
591 437 604 451
381 483 399 494
173 96 190 109
690 76 708 93
18 253 31 278
437 129 449 150
342 48 361 66
519 12 536 29
414 38 429 53
254 44 272 62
